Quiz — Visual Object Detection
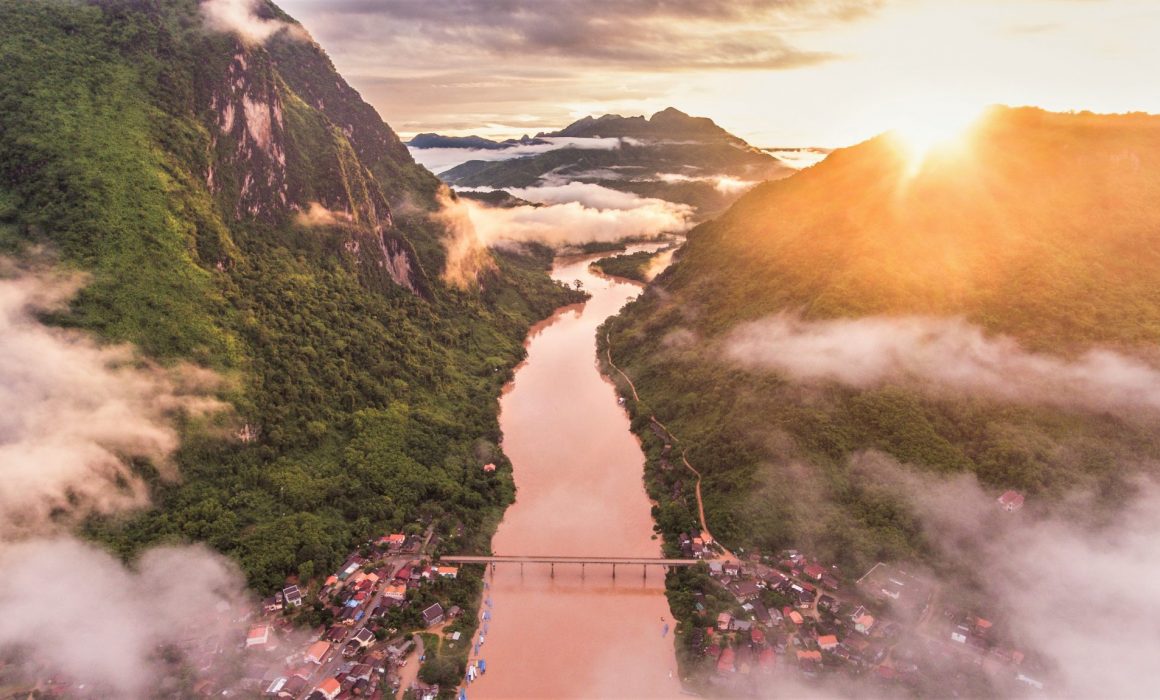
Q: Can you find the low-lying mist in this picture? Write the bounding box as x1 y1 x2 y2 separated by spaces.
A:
727 313 1160 418
0 270 224 536
409 136 628 174
0 266 250 695
847 452 1160 698
436 184 691 288
0 538 252 698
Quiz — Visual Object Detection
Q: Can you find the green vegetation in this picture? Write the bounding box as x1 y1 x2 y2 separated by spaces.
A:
0 0 583 594
606 107 1160 578
591 248 663 283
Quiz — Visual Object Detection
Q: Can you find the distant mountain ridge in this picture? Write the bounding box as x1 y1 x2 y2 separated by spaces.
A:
408 133 548 150
540 107 745 145
434 107 790 216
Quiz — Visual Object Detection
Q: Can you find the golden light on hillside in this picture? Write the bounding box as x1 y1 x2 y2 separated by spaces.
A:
890 102 985 176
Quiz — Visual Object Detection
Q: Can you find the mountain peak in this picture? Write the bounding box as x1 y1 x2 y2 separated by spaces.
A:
650 107 692 121
544 107 737 144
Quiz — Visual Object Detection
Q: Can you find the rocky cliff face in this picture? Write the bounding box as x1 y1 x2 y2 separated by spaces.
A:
196 10 432 294
208 48 289 219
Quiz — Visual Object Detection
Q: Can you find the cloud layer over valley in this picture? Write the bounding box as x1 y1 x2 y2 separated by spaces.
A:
438 184 691 288
0 538 251 698
0 271 224 537
846 452 1160 698
409 136 627 174
0 266 251 695
727 314 1160 418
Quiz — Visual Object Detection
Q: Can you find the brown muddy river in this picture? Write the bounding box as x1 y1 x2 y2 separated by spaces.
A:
467 246 682 699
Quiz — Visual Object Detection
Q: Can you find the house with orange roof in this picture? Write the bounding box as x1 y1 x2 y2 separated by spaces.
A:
315 677 341 700
433 565 459 579
998 490 1025 511
788 610 804 625
854 611 875 635
379 533 407 550
817 634 839 651
305 640 330 664
797 648 824 676
245 624 270 649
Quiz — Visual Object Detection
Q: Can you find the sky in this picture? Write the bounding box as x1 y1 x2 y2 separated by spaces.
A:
274 0 1160 147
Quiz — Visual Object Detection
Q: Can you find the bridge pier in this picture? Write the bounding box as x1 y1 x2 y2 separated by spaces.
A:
550 562 555 578
612 563 616 579
581 562 585 579
643 564 647 580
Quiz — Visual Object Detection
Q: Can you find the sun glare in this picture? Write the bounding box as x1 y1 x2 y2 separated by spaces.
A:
890 103 985 174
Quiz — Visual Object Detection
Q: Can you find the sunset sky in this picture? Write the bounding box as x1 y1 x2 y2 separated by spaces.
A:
277 0 1160 147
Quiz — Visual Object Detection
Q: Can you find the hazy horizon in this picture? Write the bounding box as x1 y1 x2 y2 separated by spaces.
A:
277 0 1160 148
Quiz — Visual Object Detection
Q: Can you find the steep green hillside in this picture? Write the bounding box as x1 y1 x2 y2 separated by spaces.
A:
0 0 581 590
606 107 1160 575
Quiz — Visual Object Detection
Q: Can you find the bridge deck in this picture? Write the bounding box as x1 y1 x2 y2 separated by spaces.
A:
439 555 700 566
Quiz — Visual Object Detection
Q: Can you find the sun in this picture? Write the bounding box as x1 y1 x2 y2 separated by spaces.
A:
889 103 985 174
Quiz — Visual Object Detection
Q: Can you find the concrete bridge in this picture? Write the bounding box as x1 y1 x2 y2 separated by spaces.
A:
439 554 701 578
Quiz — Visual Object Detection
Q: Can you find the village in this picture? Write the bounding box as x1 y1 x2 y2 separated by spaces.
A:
231 527 491 700
0 524 489 700
0 464 1042 700
674 488 1049 697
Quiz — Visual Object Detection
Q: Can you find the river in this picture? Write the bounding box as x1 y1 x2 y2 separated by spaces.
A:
467 245 683 699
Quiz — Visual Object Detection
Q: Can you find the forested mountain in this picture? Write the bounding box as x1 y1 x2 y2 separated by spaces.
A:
606 107 1160 573
0 0 581 590
409 133 546 150
436 108 791 216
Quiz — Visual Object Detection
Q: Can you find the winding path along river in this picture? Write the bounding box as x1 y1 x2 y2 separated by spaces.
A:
468 246 683 698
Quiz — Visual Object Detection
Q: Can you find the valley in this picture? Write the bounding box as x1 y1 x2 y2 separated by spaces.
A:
1 1 1158 699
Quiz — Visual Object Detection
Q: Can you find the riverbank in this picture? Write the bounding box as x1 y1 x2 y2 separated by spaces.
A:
597 320 734 693
464 245 682 698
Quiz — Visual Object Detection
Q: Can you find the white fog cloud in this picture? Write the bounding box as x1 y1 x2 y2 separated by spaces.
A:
295 201 352 227
853 452 1160 698
201 0 307 45
763 147 832 169
506 181 674 210
651 172 760 194
409 136 627 174
0 270 224 536
465 192 691 246
993 484 1160 698
434 189 498 290
727 314 1160 417
0 538 251 698
437 184 691 287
